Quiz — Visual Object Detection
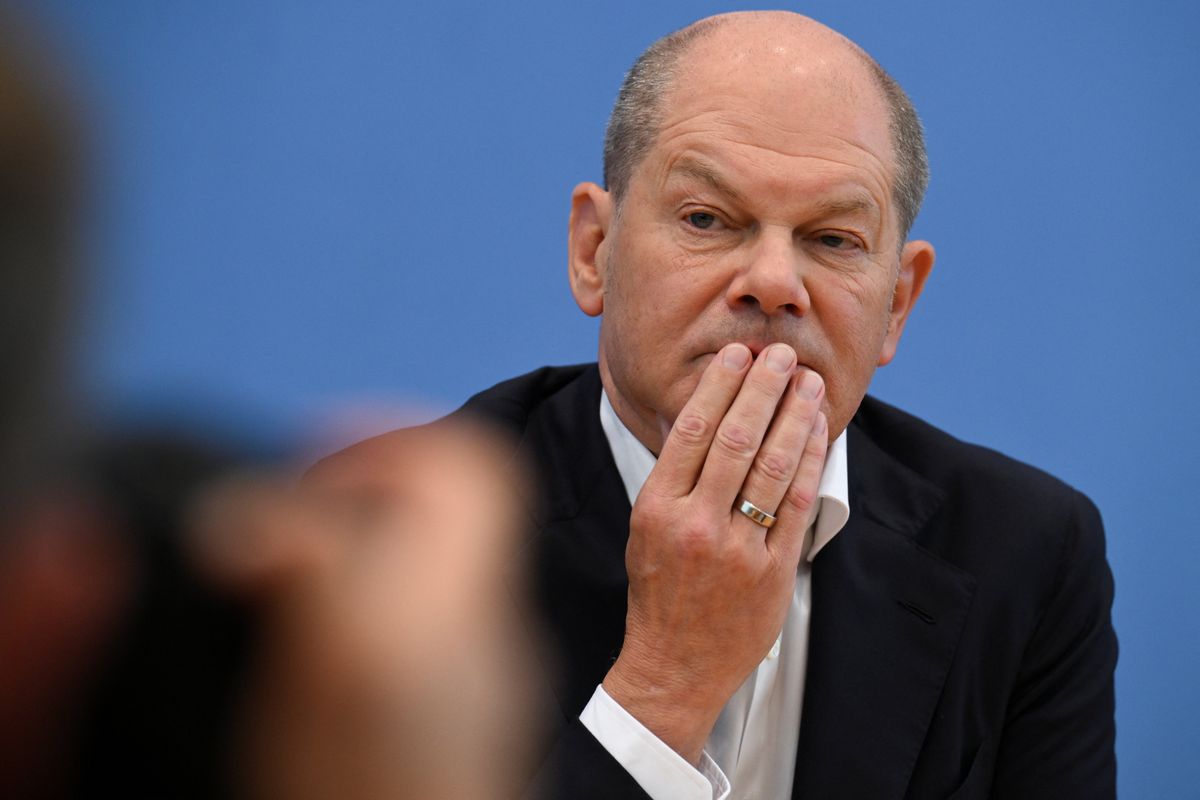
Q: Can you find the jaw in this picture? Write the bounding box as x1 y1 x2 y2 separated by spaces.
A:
596 344 666 455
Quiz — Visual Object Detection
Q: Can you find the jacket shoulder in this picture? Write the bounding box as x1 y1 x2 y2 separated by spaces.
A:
850 394 1109 593
853 394 1088 510
456 364 595 435
307 365 597 481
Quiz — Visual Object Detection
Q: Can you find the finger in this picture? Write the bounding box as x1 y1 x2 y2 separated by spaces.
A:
731 367 825 531
187 475 343 595
693 343 797 510
766 409 828 562
649 342 753 497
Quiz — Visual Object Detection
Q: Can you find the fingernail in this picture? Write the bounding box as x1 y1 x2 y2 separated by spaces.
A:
797 370 824 398
814 412 827 435
722 343 751 369
765 344 794 373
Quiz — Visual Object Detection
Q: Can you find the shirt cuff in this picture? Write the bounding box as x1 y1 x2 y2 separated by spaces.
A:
579 684 730 800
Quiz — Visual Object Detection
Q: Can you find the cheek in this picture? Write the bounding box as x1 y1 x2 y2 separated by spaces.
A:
600 295 708 423
812 278 895 420
819 270 894 350
660 360 710 421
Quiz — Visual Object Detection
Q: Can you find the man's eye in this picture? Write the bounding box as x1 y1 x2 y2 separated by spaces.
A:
686 212 718 230
819 234 853 249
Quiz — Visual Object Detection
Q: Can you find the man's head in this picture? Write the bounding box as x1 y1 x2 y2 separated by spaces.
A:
568 11 935 452
602 15 929 242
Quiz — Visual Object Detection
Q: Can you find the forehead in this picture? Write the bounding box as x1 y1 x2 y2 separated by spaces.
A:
645 25 896 205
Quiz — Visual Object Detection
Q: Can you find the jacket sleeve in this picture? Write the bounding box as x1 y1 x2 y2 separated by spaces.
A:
990 490 1117 799
526 718 654 800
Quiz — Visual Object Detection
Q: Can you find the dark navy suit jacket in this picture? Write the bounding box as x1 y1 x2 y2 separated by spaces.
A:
458 364 1117 800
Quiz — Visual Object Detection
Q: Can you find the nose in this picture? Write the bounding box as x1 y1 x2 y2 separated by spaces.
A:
725 230 810 317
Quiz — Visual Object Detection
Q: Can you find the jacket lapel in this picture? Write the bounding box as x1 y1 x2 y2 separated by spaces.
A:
469 365 978 795
792 420 977 799
514 367 635 716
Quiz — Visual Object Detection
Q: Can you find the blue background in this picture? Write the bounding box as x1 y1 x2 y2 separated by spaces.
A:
31 1 1200 795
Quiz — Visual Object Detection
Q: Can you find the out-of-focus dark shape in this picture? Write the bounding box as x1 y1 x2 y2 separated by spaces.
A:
214 420 541 800
65 432 258 799
0 11 121 799
0 6 83 509
0 7 543 798
0 488 131 799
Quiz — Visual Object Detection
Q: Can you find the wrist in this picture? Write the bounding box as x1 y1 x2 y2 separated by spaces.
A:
602 656 723 765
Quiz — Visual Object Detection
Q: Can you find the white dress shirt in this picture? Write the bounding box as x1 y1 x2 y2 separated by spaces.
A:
581 390 850 800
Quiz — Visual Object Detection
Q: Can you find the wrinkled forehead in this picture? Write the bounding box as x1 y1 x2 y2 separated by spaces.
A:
657 24 895 174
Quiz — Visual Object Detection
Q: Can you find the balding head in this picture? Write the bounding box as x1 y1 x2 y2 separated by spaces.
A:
569 10 937 450
603 12 928 239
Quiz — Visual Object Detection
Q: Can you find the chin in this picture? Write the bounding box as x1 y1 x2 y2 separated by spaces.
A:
659 368 706 423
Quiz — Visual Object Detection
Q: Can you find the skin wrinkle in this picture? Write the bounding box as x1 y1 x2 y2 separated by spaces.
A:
573 12 933 453
650 126 895 243
656 115 893 176
603 10 928 240
658 153 889 271
665 155 884 237
667 157 748 206
658 150 887 218
644 27 899 228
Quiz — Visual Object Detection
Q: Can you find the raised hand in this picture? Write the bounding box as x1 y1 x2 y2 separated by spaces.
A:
603 342 828 764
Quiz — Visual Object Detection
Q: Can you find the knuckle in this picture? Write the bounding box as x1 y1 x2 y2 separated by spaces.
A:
715 421 757 457
629 502 654 532
677 521 717 559
784 481 818 514
754 450 795 483
630 493 672 533
672 412 710 446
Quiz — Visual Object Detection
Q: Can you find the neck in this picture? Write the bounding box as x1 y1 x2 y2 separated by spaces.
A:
596 358 665 457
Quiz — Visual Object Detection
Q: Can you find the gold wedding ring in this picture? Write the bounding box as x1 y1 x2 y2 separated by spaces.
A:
736 497 777 529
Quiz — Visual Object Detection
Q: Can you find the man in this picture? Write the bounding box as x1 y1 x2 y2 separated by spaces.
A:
319 10 1116 799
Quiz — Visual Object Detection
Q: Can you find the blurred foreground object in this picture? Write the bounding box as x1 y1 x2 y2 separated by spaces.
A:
0 9 543 797
0 5 82 508
0 11 117 798
197 421 541 800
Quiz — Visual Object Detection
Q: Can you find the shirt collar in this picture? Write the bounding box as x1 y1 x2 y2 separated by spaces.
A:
599 388 850 562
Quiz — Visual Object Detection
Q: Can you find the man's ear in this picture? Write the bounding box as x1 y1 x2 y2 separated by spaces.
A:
568 182 613 318
878 239 935 366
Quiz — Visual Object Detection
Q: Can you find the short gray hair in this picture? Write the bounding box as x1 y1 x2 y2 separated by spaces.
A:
602 21 930 240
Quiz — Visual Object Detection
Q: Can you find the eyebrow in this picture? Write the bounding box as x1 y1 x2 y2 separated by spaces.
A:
667 157 747 204
809 195 880 226
667 157 881 226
